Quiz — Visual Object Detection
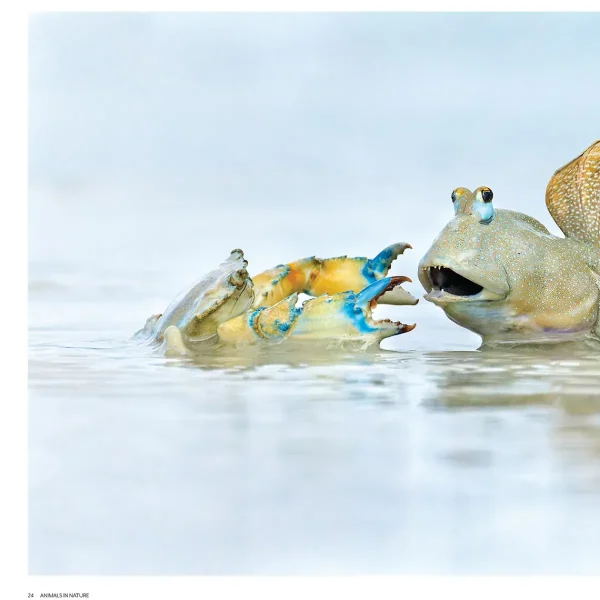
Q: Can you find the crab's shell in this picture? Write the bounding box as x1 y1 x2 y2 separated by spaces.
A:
140 249 254 343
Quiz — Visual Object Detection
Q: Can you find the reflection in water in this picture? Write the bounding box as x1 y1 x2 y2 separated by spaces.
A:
180 341 405 370
422 343 600 408
29 322 600 575
419 345 600 500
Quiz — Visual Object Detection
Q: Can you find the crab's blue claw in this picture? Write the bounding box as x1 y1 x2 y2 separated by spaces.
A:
365 242 413 278
355 276 401 309
217 276 416 347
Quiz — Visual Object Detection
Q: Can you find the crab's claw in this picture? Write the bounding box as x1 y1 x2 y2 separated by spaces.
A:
251 242 413 308
366 243 413 277
292 276 416 344
217 294 301 344
217 276 416 347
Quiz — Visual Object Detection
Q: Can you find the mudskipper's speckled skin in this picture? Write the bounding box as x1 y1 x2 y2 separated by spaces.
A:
137 244 418 355
419 141 600 345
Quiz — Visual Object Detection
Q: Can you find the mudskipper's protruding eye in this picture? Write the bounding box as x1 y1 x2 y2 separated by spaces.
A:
481 188 493 203
451 190 457 203
474 187 494 224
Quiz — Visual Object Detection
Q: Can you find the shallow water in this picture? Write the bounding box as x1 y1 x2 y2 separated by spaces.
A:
29 237 600 575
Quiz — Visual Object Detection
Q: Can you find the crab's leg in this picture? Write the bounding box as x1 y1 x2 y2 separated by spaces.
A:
217 276 416 347
251 242 413 309
161 325 190 357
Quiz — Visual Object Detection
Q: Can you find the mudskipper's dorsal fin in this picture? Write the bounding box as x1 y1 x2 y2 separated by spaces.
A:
545 140 600 247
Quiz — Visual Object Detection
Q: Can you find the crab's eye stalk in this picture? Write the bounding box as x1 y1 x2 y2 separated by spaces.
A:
229 268 248 289
481 188 493 203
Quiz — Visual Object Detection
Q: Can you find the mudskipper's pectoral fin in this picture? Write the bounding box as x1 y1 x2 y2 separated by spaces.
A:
546 140 600 247
251 243 413 308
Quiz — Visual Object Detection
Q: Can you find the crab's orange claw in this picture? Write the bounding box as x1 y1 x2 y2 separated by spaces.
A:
251 261 314 309
251 243 413 308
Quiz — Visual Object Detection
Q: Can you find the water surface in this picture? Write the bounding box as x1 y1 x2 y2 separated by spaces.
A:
29 235 600 575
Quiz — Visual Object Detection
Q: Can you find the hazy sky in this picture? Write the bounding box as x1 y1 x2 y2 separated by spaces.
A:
28 12 600 274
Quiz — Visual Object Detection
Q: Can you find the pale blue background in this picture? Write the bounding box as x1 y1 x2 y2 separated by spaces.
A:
30 12 600 262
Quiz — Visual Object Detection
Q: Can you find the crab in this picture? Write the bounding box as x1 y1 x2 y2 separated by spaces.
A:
135 243 418 355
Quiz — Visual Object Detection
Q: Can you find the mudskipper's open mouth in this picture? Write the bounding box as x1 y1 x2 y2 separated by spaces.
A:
419 264 507 305
427 266 484 297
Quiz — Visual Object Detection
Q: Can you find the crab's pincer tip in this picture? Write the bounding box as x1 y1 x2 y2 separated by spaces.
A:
377 276 419 306
392 275 412 285
368 242 412 277
355 277 395 309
